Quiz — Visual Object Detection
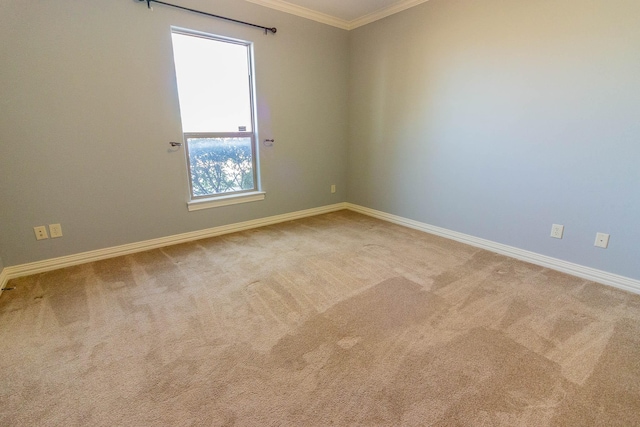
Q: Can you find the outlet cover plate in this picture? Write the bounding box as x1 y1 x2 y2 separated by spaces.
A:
34 226 48 240
550 224 564 239
595 232 610 249
49 223 63 238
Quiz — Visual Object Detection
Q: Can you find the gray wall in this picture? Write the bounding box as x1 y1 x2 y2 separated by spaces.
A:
2 0 638 283
0 0 349 266
348 0 640 280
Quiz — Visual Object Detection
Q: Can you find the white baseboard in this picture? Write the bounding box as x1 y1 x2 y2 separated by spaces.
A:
2 201 638 297
345 203 640 295
0 203 348 295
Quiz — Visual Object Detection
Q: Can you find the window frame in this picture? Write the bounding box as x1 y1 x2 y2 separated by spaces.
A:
170 27 261 206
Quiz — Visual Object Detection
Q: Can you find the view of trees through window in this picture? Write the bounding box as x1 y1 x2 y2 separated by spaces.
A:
187 137 253 197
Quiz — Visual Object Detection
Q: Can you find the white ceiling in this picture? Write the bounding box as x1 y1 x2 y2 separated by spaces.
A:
245 0 430 30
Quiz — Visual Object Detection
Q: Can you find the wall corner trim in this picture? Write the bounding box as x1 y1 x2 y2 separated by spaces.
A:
345 203 640 295
0 268 8 297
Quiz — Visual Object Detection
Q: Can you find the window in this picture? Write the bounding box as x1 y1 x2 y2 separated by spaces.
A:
171 29 262 209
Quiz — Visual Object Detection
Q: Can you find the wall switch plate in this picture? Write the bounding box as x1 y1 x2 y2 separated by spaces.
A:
595 232 610 248
49 223 63 238
331 184 336 194
550 224 564 239
34 226 49 240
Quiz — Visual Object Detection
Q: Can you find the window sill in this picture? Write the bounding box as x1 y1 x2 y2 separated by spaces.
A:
187 191 266 212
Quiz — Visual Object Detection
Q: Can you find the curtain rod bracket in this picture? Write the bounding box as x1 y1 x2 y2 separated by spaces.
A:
138 0 277 35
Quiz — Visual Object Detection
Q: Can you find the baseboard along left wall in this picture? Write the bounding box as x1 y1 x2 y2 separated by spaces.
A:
0 203 349 296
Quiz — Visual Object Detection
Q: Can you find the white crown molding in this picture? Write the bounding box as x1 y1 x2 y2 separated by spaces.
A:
245 0 351 30
348 0 431 30
245 0 431 31
345 203 640 295
0 203 348 296
2 201 638 298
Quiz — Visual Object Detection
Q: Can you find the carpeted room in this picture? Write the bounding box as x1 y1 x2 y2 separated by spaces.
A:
1 0 639 426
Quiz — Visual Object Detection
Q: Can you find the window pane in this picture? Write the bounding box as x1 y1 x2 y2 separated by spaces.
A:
187 137 254 197
171 33 252 133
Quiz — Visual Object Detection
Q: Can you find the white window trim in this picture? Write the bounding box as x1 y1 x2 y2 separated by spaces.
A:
171 27 262 207
187 191 265 212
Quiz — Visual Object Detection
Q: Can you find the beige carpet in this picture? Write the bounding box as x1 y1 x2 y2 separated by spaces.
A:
1 210 639 426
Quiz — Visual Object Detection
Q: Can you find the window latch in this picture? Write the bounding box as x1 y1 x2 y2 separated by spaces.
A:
169 141 183 147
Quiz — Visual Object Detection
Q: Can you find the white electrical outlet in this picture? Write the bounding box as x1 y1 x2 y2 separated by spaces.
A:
594 232 610 249
331 184 336 194
34 226 49 240
550 224 564 239
49 223 63 238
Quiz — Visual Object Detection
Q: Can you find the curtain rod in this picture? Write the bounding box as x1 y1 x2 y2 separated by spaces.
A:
139 0 277 35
